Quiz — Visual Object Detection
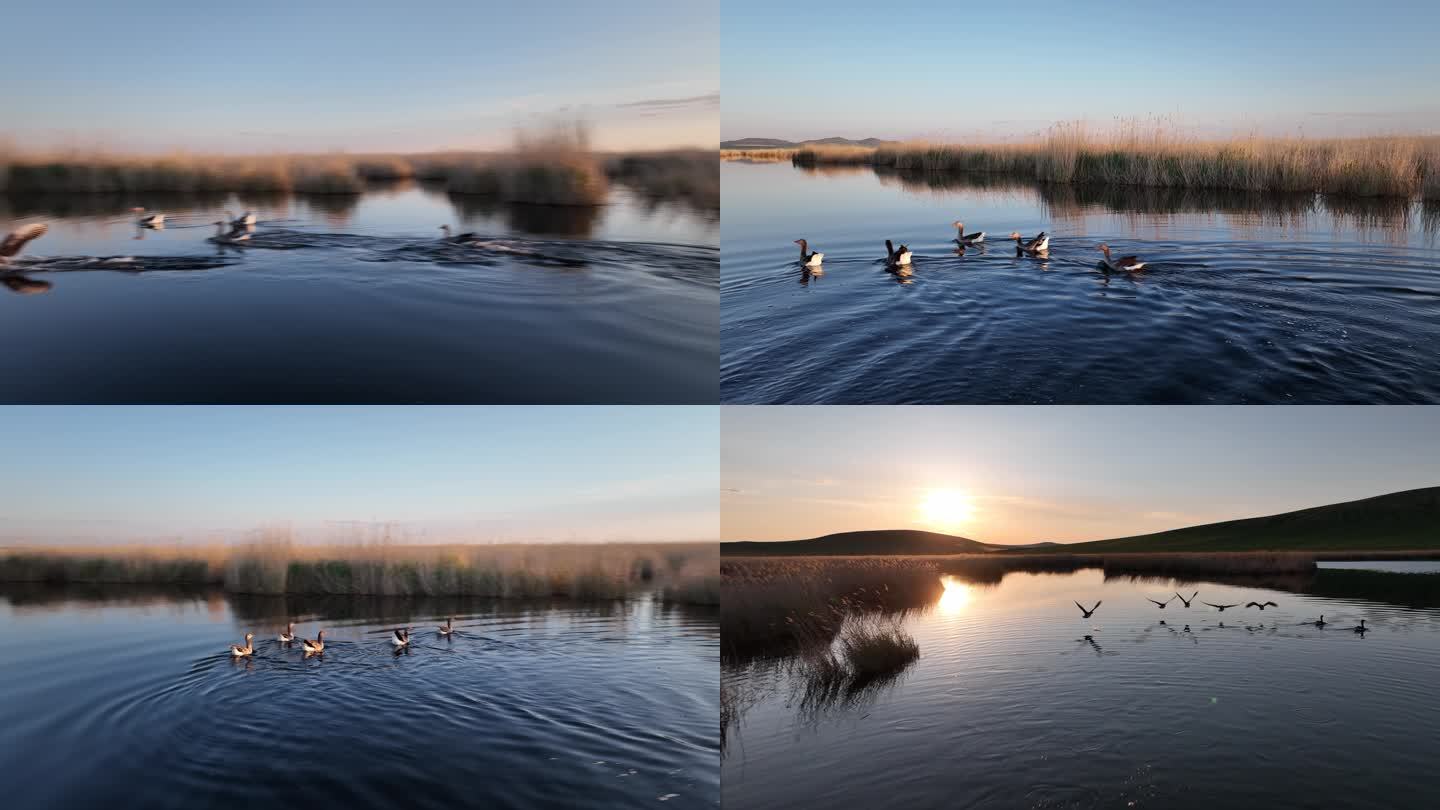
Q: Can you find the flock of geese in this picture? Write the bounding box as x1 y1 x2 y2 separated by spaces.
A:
793 218 1148 273
228 617 457 658
1073 592 1371 634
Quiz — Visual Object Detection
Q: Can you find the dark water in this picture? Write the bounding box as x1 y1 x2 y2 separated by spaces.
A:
721 161 1440 403
722 565 1440 810
0 185 717 403
0 587 718 809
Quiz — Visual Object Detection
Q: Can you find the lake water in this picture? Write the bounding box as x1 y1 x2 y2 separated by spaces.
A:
0 184 717 403
721 565 1440 809
721 161 1440 403
0 586 719 809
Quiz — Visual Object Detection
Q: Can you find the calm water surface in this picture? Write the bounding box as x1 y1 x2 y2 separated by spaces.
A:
0 587 718 809
0 185 717 402
721 161 1440 403
722 566 1440 809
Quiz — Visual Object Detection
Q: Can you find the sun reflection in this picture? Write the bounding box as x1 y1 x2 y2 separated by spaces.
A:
937 575 971 614
919 488 975 530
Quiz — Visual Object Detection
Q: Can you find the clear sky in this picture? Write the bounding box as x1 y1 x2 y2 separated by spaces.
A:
0 406 718 545
721 0 1440 142
1 1 717 153
722 407 1440 544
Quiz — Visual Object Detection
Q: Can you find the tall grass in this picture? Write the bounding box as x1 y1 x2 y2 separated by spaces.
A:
719 149 796 162
0 539 718 605
790 122 1440 198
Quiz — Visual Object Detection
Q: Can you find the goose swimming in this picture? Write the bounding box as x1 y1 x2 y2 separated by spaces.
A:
302 630 325 654
229 632 254 657
885 239 912 266
391 627 411 648
1010 231 1049 255
952 221 985 246
439 225 478 243
1246 601 1279 610
133 208 165 227
1353 619 1368 634
1203 602 1239 612
794 239 824 267
438 617 454 636
1174 591 1199 608
1313 615 1327 628
1097 243 1147 272
1074 600 1102 618
225 210 257 229
278 622 296 643
1146 596 1175 609
1 223 48 266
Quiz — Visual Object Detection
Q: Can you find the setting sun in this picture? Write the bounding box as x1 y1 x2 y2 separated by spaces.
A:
919 488 975 530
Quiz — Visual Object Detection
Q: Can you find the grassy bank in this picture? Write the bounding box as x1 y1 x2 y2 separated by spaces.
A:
789 124 1440 199
719 148 796 162
0 542 718 605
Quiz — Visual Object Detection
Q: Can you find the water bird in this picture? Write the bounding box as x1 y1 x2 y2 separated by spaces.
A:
794 239 824 267
226 210 257 229
1159 620 1166 626
209 222 251 244
133 208 165 227
439 224 478 243
1246 601 1279 610
1204 602 1239 612
1353 619 1368 634
1074 600 1102 618
438 617 454 636
1313 615 1327 628
229 632 254 657
885 239 912 266
302 630 325 654
278 622 295 643
952 221 985 246
1175 591 1199 608
1097 243 1147 272
1147 596 1175 608
1010 231 1049 255
391 627 411 648
1 223 48 265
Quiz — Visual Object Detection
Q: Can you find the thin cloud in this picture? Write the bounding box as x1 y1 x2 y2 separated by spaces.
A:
616 92 720 112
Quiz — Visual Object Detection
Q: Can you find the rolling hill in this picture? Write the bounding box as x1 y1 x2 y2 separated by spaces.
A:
720 136 891 150
721 529 991 556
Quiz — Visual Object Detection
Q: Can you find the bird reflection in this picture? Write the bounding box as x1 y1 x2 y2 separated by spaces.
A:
2 274 53 295
1080 635 1103 656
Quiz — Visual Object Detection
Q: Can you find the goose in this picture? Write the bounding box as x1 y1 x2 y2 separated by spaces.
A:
301 630 325 654
208 221 251 244
1097 243 1147 272
885 239 912 266
439 224 479 243
1353 619 1368 634
1174 591 1199 608
133 208 165 227
438 617 454 636
952 221 985 245
1010 231 1049 254
793 239 824 267
1204 602 1239 612
1313 615 1327 628
1158 619 1166 626
1146 596 1175 609
1 223 48 266
391 627 411 648
1074 600 1101 618
229 632 254 657
225 210 257 229
1246 601 1279 610
278 622 295 643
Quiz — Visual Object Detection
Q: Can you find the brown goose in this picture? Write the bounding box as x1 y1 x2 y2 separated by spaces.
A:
952 221 986 246
229 632 254 657
438 617 454 636
1097 243 1146 271
885 239 912 266
1 223 48 265
1246 601 1279 610
1010 231 1049 255
794 239 824 267
1203 602 1239 612
1146 596 1175 609
1174 591 1198 607
302 629 325 654
1074 600 1101 618
278 622 296 643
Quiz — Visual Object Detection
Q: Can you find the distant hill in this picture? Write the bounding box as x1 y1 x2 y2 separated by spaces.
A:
1046 487 1440 553
720 136 891 150
722 529 992 556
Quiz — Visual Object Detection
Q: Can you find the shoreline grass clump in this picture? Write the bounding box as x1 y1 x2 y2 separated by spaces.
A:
719 149 796 162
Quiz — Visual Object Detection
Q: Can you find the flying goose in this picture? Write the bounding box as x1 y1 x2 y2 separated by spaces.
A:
302 630 325 654
439 224 478 243
438 617 454 636
226 210 257 229
1174 591 1199 608
1074 600 1102 618
391 627 411 648
1097 243 1147 272
885 239 912 266
209 221 251 244
278 622 296 643
1146 596 1175 608
1246 601 1279 610
133 208 165 227
1 223 48 265
953 221 985 246
1010 231 1048 255
794 239 824 267
229 632 254 657
1204 602 1239 612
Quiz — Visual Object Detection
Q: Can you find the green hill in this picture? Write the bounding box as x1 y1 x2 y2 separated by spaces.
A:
1050 487 1440 553
722 529 991 556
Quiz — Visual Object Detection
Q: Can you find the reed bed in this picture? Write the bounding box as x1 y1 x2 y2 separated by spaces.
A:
0 540 717 604
719 149 797 162
791 122 1440 199
606 150 718 211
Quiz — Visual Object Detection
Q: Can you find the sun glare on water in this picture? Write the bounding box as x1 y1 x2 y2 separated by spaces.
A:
919 488 975 530
938 575 971 614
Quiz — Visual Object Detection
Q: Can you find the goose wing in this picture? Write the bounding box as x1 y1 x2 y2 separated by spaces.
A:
1 223 48 258
1245 602 1261 608
1264 601 1278 608
1147 598 1165 607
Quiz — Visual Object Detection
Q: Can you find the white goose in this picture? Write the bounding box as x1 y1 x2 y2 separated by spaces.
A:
229 632 254 657
302 630 325 654
278 622 296 643
885 239 912 266
133 208 165 228
1 223 48 266
794 239 823 267
438 617 454 636
1097 243 1147 272
952 221 986 246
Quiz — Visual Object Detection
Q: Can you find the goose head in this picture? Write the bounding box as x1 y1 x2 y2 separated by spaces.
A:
1009 231 1022 241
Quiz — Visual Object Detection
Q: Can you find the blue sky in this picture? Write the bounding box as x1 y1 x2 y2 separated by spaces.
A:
1 1 717 152
722 0 1440 141
0 407 718 545
723 407 1440 543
